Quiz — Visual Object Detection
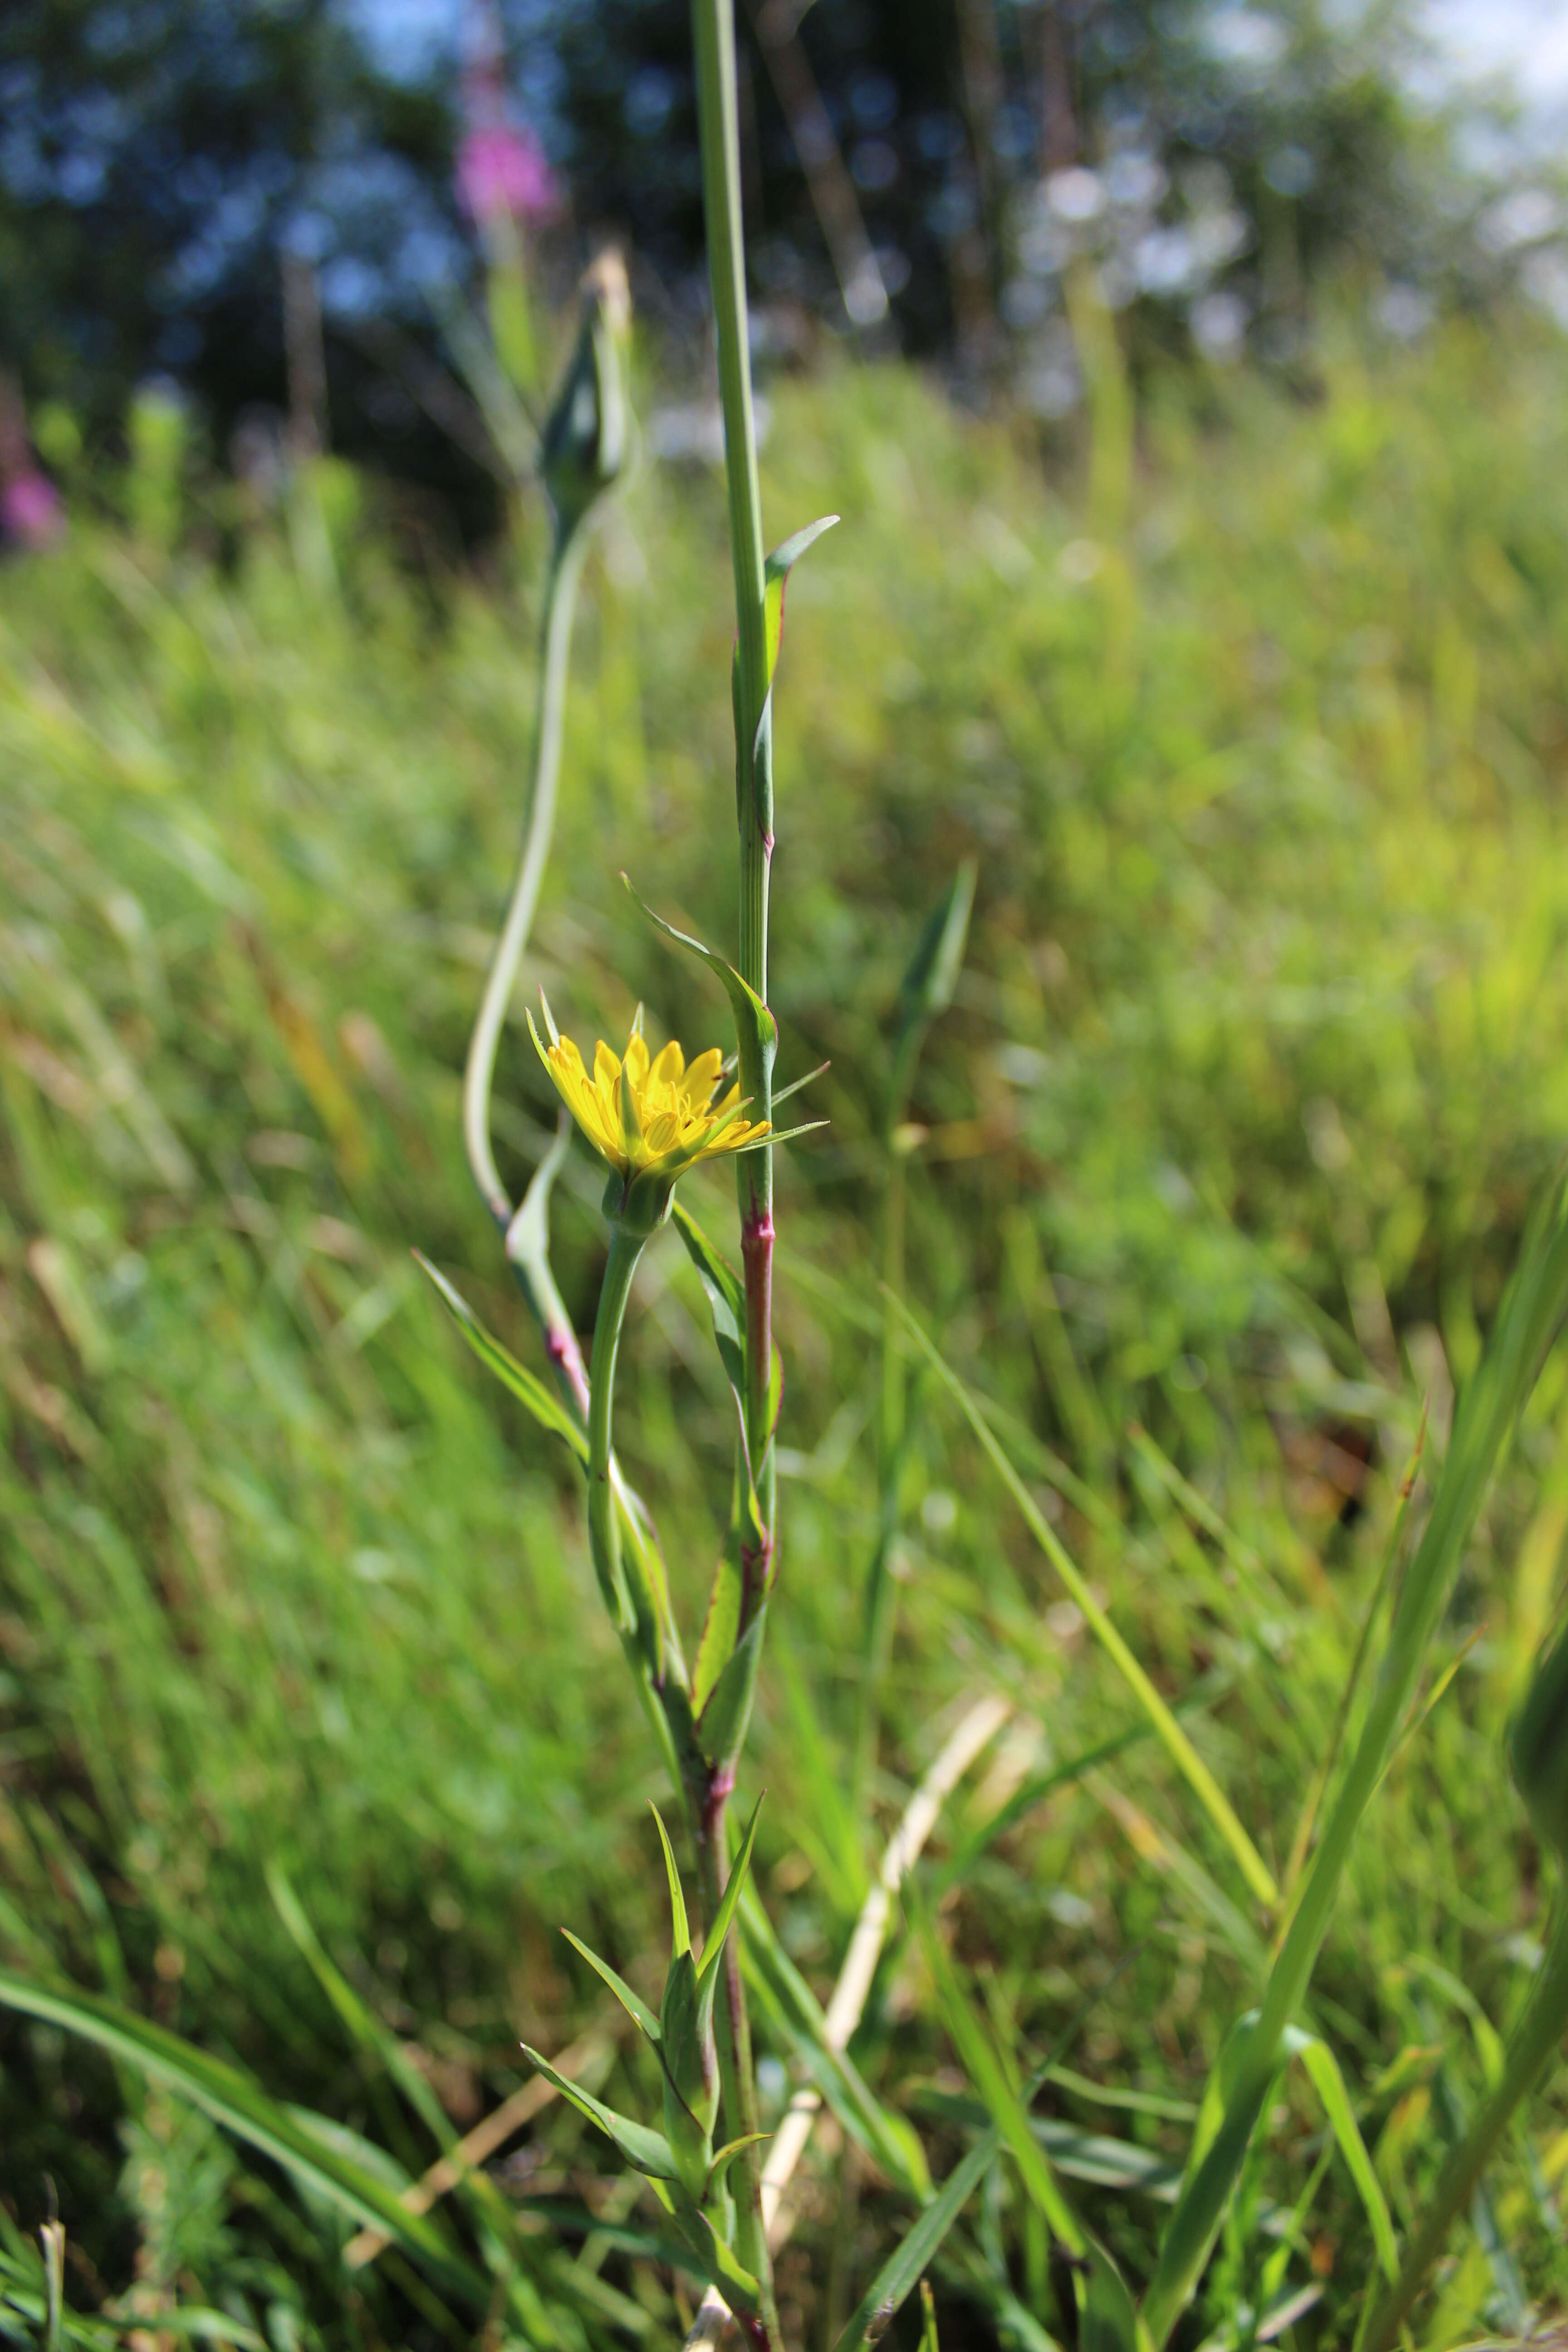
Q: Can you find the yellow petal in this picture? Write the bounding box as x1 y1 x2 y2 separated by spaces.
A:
648 1040 685 1088
622 1032 651 1090
678 1049 725 1110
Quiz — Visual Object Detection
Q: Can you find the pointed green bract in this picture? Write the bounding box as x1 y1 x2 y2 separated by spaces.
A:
647 2179 763 2317
650 1803 690 1957
692 1465 746 1718
622 873 777 1069
707 2132 769 2196
519 2044 679 2180
697 1791 765 1994
672 1198 747 1406
561 1930 661 2041
771 1058 830 1108
732 1118 828 1155
659 1946 718 2195
696 1607 766 1774
763 515 840 673
735 515 841 839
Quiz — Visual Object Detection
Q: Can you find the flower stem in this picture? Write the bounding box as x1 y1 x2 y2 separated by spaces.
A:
691 1781 781 2351
464 523 591 1228
691 8 778 2337
585 1225 647 1639
1364 1898 1568 2352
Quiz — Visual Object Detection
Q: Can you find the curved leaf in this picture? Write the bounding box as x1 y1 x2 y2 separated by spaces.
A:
413 1252 588 1464
561 1930 662 2041
621 874 776 1068
0 1971 485 2298
519 2044 677 2180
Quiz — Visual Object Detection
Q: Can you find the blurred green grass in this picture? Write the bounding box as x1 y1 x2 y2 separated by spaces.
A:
4 318 1568 2343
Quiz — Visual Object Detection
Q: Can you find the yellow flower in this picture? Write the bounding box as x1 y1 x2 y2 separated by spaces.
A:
528 1009 769 1198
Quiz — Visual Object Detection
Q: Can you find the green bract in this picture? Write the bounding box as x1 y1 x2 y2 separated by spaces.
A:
526 1801 766 2287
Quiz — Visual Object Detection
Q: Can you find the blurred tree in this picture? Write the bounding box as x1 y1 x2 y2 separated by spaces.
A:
0 0 1529 493
0 0 490 517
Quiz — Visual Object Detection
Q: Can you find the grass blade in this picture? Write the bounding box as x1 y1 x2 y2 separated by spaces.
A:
910 1889 1083 2254
1292 2033 1398 2281
830 2129 999 2352
888 1292 1278 1910
0 1970 486 2300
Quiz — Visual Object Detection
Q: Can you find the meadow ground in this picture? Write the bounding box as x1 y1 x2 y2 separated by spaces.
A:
4 317 1568 2347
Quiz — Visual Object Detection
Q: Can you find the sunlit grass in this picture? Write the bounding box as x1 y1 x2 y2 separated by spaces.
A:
3 313 1568 2343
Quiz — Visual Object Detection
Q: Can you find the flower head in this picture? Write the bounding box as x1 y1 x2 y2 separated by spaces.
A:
2 468 62 549
456 122 559 227
529 1007 769 1226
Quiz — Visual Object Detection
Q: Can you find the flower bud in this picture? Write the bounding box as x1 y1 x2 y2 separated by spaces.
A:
540 249 631 539
1511 1615 1568 1867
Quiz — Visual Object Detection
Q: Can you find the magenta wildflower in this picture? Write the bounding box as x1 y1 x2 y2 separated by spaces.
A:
457 122 559 227
1 468 63 548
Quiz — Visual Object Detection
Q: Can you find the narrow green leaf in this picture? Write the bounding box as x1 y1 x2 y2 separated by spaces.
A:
830 2129 997 2352
672 1199 748 1411
413 1252 588 1464
1294 2034 1398 2281
772 1058 831 1108
906 2090 1182 2200
0 1971 481 2293
622 874 777 1065
1080 2239 1144 2352
650 1804 690 1956
889 1292 1279 1911
732 1118 828 1154
692 1470 746 1719
898 860 977 1034
738 1884 931 2201
697 1793 766 1994
696 1609 766 1774
267 1863 458 2153
918 2278 940 2352
519 2045 677 2180
560 1930 661 2041
911 1892 1083 2255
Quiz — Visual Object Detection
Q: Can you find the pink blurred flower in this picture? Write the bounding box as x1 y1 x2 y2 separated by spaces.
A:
457 123 559 227
1 467 63 548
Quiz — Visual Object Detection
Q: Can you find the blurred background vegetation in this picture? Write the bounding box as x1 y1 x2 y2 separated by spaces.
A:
6 2 1568 2348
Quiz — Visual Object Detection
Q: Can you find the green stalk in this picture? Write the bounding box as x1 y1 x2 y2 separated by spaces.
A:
585 1226 647 1641
1364 1899 1568 2351
693 0 775 1623
463 525 590 1230
1141 1175 1568 2345
691 5 778 2337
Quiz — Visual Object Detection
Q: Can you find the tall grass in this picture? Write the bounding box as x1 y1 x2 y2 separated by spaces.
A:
3 304 1568 2344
